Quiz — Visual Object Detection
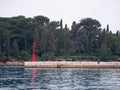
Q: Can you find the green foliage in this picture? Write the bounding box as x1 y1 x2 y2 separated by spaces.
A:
18 50 31 60
100 43 112 61
40 52 56 61
71 56 98 61
0 53 10 62
0 16 120 61
9 39 20 58
34 15 49 26
117 57 120 61
58 49 71 56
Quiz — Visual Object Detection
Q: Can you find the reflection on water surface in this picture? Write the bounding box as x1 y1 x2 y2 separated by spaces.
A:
0 66 120 90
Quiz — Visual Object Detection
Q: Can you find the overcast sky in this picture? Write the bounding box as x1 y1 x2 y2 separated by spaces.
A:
0 0 120 33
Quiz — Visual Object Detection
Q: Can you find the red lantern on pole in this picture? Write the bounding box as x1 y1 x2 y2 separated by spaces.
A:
32 41 36 62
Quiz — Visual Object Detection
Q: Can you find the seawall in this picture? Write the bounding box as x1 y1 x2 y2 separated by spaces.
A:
24 61 120 68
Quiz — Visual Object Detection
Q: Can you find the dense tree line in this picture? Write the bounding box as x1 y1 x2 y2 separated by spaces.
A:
0 15 120 62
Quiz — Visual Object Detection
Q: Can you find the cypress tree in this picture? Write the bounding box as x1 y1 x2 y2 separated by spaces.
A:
107 24 109 33
60 19 63 30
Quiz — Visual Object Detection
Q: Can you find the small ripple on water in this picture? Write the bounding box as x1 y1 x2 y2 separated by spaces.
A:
1 66 120 90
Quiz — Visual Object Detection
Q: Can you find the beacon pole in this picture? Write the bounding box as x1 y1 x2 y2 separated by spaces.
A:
32 41 36 62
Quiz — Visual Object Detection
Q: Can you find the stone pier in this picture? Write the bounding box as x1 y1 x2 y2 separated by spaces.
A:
24 61 120 68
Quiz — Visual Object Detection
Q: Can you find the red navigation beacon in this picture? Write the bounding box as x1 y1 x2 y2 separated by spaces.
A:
32 41 36 62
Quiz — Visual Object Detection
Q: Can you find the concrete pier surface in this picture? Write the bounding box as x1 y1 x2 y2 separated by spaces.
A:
24 61 120 68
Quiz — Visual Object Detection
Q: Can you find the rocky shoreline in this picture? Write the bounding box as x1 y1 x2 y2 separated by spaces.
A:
0 61 24 65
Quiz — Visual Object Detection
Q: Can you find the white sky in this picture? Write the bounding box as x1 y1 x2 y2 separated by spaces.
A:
0 0 120 33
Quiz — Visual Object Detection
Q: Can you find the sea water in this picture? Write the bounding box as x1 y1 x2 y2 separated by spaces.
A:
0 66 120 90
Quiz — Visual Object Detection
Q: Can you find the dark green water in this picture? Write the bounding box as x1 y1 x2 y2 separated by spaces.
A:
0 66 120 90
